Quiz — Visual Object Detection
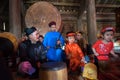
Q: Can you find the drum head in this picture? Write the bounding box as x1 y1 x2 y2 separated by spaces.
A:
40 62 66 71
25 1 61 36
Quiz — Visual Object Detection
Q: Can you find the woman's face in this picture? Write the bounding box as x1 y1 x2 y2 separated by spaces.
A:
76 33 82 40
103 31 114 42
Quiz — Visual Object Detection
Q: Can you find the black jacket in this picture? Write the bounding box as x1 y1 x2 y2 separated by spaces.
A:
19 40 47 64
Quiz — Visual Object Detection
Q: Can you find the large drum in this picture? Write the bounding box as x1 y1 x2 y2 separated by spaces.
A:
0 37 14 57
25 1 62 36
0 32 18 67
0 32 18 52
39 62 68 80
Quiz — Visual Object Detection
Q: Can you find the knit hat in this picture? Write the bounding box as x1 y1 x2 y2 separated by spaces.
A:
18 61 36 75
24 27 37 36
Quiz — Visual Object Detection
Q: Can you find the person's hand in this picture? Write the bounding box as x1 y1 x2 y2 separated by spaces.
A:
67 54 71 59
113 54 119 58
47 46 50 49
81 57 87 63
81 57 85 62
57 40 61 45
94 52 99 56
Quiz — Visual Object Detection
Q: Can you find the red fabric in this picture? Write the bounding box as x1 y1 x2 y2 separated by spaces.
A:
66 33 75 37
92 40 113 61
65 43 84 71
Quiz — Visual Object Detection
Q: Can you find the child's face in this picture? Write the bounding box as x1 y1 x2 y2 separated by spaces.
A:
68 36 75 43
103 31 114 42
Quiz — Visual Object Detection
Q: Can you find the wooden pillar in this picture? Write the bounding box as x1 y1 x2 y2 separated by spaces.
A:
86 0 97 45
115 7 120 33
77 0 87 31
9 0 21 38
77 18 82 31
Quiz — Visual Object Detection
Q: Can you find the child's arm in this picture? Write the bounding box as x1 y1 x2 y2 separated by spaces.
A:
76 44 87 63
65 44 71 59
110 49 118 58
92 48 99 56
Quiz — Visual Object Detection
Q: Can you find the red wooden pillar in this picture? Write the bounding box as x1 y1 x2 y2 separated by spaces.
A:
86 0 97 44
9 0 21 38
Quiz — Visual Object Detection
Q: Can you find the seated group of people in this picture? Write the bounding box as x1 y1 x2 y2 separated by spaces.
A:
18 22 119 80
18 21 90 79
0 21 117 80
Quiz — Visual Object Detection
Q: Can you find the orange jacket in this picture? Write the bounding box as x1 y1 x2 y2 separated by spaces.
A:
65 42 84 60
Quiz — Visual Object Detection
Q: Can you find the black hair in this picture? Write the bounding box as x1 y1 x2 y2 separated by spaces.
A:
48 21 56 27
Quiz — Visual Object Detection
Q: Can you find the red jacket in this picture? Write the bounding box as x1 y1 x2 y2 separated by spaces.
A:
92 40 113 61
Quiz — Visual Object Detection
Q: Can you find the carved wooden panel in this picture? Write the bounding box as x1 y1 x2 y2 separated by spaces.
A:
61 20 77 37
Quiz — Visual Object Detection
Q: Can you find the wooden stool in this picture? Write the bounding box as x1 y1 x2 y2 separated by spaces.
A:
39 62 68 80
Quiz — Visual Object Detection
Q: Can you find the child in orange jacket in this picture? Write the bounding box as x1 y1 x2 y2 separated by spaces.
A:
65 32 85 71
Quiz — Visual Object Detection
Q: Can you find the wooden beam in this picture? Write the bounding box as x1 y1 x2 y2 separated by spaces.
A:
96 12 115 15
24 1 120 8
60 11 78 15
25 1 81 6
51 2 80 6
82 16 115 21
96 4 120 8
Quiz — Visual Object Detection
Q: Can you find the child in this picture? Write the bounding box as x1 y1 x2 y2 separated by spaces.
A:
65 32 85 71
92 26 118 70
